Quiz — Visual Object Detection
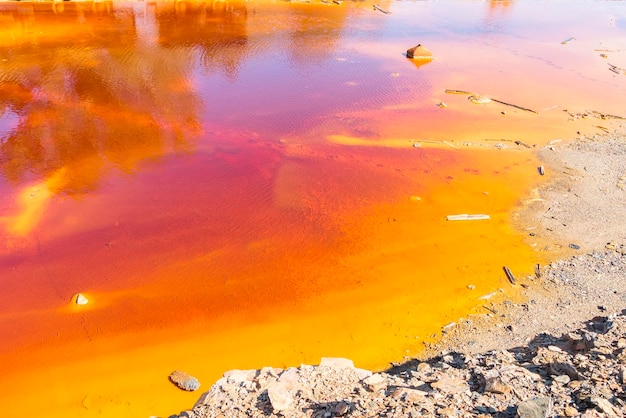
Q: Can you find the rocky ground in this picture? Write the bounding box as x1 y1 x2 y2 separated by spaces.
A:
167 122 626 418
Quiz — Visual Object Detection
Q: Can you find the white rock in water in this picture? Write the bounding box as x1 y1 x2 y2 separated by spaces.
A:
75 293 88 305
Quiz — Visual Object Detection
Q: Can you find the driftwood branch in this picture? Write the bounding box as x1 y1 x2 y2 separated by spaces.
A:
445 89 538 114
373 4 391 14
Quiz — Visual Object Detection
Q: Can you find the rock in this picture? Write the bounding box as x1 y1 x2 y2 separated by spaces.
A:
590 397 620 418
354 368 373 380
267 383 293 412
223 369 255 386
430 376 469 394
277 367 300 390
319 357 354 369
553 374 570 384
169 371 201 391
484 376 511 394
406 44 433 60
363 374 387 392
564 406 578 417
403 388 428 403
517 397 551 418
549 362 579 380
331 401 350 416
74 293 88 305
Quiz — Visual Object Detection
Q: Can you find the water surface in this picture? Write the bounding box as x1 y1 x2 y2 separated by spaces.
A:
0 1 625 416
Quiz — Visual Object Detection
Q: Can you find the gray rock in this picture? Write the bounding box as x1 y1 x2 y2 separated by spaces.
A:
517 397 552 418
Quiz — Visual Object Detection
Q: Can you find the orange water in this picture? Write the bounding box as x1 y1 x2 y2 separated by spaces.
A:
0 1 625 417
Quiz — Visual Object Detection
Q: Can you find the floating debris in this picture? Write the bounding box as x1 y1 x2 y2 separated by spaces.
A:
169 370 201 391
446 214 490 221
561 37 576 44
445 89 538 114
468 95 492 104
502 266 517 285
535 263 541 279
373 4 391 14
74 293 88 305
608 63 626 75
569 243 581 250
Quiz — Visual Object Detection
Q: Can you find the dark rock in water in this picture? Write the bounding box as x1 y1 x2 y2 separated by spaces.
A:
169 370 201 391
406 44 433 60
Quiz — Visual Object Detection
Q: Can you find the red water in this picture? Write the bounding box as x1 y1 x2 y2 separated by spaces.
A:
0 1 625 417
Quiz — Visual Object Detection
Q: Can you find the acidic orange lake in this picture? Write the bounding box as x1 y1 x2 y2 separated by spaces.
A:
0 1 625 416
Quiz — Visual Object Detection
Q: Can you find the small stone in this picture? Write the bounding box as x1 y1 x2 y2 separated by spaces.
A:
319 357 354 369
590 397 620 418
431 376 469 394
74 293 88 305
565 406 578 417
517 397 551 418
553 374 570 384
169 370 201 391
267 383 293 412
404 388 428 403
406 44 433 60
354 368 373 380
363 374 387 392
331 401 350 416
485 376 511 394
223 369 254 385
437 407 456 417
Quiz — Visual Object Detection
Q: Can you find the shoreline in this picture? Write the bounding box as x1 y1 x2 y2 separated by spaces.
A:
168 123 626 417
